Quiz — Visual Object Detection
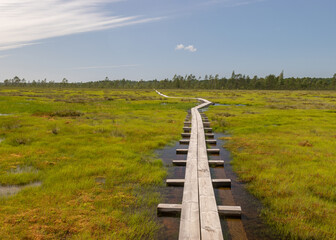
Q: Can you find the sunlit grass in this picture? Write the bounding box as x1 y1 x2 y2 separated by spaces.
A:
198 90 336 240
1 88 335 239
0 88 194 239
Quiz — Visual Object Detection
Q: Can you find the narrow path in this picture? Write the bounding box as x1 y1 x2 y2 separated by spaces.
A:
156 91 242 240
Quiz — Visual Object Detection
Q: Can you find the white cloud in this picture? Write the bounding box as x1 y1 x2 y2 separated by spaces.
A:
0 42 42 51
184 45 197 52
175 44 185 50
175 43 197 52
0 0 161 51
200 0 265 7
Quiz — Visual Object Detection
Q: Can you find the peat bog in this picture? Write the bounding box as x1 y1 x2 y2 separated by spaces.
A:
0 88 335 239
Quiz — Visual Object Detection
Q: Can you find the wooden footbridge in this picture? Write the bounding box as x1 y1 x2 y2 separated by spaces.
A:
155 90 242 240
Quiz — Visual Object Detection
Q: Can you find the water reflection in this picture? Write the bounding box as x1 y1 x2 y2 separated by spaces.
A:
0 182 42 198
213 133 282 240
156 140 185 240
155 131 281 240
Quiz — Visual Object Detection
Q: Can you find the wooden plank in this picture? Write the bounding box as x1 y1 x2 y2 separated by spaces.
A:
208 160 224 166
172 160 188 166
207 148 220 154
203 122 211 127
217 206 242 218
179 107 201 240
158 204 241 218
196 105 224 240
166 179 185 186
183 127 191 132
212 179 231 187
181 133 190 138
157 203 182 214
177 148 220 154
206 139 217 145
176 149 188 154
173 160 224 166
155 92 230 240
166 179 231 188
177 149 219 154
180 139 216 145
204 127 213 132
205 133 215 138
179 139 190 144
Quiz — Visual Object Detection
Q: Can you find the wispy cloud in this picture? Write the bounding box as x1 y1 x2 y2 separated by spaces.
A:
0 42 42 51
0 55 10 59
71 64 140 70
175 44 197 52
199 0 265 7
0 0 161 51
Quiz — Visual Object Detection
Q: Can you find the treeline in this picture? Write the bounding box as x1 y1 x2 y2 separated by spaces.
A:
2 72 336 90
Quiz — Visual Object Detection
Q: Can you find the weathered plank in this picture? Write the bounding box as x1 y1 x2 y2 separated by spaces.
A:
217 206 242 217
195 102 224 240
206 139 217 145
166 179 231 188
207 148 220 154
176 149 188 154
180 139 216 145
179 139 190 144
203 122 211 127
179 107 201 240
204 127 213 132
181 133 191 138
157 203 182 214
155 91 243 240
177 148 220 154
183 127 191 132
172 160 224 166
205 133 215 138
158 204 241 218
187 121 210 127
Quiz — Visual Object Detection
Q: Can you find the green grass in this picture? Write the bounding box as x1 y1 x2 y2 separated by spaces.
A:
178 90 335 240
0 88 194 239
1 88 335 239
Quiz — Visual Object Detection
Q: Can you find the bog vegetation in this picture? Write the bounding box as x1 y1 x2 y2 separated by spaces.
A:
0 87 335 239
0 88 194 239
199 90 335 240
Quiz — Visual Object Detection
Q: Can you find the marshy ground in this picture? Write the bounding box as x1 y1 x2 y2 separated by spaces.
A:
0 88 335 239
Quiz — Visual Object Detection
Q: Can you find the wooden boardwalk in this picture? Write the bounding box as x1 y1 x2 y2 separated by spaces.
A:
156 90 241 240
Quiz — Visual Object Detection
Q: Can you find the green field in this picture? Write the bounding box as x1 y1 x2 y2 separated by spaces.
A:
1 88 335 239
0 88 194 239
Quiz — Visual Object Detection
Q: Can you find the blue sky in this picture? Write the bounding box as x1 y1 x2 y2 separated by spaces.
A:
0 0 335 82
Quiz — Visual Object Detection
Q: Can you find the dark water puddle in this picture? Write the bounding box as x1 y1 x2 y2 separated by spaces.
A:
155 131 281 240
212 133 282 240
155 140 186 240
0 182 42 198
0 138 4 143
0 113 11 116
8 166 38 174
1 166 41 198
95 176 106 184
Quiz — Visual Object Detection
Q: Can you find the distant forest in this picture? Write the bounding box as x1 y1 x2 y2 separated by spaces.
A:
2 72 336 90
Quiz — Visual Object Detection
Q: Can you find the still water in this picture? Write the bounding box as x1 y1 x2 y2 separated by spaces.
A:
155 132 281 240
